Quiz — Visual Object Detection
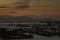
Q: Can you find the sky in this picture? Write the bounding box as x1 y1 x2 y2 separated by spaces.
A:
0 0 60 16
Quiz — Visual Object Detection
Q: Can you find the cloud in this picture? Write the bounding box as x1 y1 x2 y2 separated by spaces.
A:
0 6 7 8
6 11 16 14
0 11 16 15
0 0 18 4
0 0 59 9
0 0 60 10
8 2 30 9
15 5 30 9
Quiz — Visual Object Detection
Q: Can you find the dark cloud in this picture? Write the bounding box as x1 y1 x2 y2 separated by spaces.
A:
0 6 7 8
10 2 30 9
5 0 59 9
15 4 30 9
5 11 16 14
0 11 16 15
8 11 16 14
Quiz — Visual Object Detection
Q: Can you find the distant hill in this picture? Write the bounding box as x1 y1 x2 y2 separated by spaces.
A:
0 15 60 23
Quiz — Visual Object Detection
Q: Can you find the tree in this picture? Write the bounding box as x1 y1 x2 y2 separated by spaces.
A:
0 27 8 40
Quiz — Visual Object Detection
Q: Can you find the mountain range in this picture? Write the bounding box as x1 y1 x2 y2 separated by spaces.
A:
0 15 60 23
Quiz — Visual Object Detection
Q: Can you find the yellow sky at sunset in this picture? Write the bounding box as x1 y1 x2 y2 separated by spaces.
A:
0 0 60 16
